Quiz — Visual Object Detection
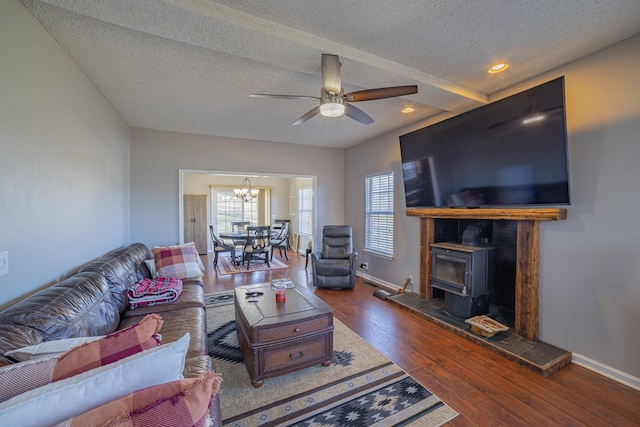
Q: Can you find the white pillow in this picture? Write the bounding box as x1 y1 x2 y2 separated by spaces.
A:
0 333 189 427
4 336 104 362
144 259 158 279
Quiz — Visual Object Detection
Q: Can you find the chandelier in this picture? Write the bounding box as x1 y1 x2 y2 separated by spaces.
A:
234 177 259 202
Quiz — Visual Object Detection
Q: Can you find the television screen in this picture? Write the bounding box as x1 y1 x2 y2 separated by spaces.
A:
399 77 570 208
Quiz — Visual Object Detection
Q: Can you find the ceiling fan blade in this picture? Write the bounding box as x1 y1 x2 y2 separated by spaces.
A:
321 54 342 96
292 106 321 125
344 85 418 102
250 93 321 101
345 103 374 125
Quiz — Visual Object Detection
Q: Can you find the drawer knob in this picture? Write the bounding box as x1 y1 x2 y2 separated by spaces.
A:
290 350 305 360
294 328 300 332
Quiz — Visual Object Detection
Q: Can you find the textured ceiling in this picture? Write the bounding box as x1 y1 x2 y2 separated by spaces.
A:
20 0 640 148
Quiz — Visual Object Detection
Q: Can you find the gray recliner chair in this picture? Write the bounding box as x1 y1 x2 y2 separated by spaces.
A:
311 225 358 289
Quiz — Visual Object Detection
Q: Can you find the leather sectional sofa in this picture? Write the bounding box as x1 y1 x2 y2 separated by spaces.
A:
0 243 221 425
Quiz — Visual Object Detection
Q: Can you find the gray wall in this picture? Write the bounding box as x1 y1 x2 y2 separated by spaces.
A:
346 35 640 381
0 0 131 307
130 128 344 251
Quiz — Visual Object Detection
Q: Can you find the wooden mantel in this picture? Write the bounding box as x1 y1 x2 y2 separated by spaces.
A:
406 207 567 341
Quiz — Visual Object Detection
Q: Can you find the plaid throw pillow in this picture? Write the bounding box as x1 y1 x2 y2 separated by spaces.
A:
0 314 163 402
152 246 203 279
153 242 205 271
53 313 163 381
57 371 222 427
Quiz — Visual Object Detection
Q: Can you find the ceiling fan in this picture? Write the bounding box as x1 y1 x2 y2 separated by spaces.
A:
250 54 418 125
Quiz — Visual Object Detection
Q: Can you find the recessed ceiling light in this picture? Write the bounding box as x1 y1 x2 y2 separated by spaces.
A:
401 106 415 114
488 63 509 74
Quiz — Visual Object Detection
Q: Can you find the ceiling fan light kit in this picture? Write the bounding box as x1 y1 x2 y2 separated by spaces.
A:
250 54 418 125
320 96 345 117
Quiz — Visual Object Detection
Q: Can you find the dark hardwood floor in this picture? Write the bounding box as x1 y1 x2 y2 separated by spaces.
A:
201 250 640 426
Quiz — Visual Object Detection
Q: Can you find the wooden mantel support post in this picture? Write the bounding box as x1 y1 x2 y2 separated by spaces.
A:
515 220 540 341
408 207 566 342
419 217 435 300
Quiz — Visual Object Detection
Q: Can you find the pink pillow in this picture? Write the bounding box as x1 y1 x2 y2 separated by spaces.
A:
59 371 222 426
152 245 203 279
53 313 163 381
0 314 163 402
153 242 205 271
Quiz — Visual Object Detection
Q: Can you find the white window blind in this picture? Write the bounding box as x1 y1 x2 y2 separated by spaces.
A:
365 172 394 256
298 187 312 235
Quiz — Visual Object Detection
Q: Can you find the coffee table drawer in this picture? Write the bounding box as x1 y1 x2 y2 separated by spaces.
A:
257 315 330 344
261 332 332 375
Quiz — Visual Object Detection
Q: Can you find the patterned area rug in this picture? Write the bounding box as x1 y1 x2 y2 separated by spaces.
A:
216 256 289 275
206 292 458 427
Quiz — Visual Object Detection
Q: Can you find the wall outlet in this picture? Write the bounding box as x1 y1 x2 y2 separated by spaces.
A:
360 262 368 270
0 251 8 276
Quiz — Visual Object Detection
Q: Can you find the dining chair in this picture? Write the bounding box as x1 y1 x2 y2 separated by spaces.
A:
242 226 271 269
231 221 251 232
270 222 289 261
230 221 251 247
209 225 236 267
274 219 292 249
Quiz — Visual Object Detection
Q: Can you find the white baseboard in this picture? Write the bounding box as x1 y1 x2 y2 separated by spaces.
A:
357 273 640 392
356 272 416 293
357 271 394 289
572 353 640 391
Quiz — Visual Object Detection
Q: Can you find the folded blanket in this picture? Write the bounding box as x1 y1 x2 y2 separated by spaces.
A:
127 277 183 309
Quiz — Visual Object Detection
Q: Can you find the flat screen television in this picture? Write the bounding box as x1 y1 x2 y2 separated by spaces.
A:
399 77 570 208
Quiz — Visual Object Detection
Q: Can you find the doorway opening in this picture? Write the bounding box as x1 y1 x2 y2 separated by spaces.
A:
178 170 316 256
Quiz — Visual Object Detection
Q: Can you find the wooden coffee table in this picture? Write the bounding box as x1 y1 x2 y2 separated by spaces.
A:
234 283 334 388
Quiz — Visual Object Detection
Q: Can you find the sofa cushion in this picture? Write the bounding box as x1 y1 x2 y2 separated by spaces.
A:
120 308 206 360
0 272 120 341
0 314 163 402
123 283 204 318
0 323 49 366
57 371 222 427
79 244 152 314
0 334 189 427
182 355 214 379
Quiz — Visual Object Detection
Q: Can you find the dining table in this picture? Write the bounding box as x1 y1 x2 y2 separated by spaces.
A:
218 231 251 241
219 229 279 265
219 229 279 241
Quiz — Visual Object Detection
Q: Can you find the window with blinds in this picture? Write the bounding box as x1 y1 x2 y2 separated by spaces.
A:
213 189 258 233
365 172 394 256
298 187 312 235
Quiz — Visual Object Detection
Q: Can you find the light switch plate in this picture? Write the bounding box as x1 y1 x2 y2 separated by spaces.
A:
0 251 8 276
